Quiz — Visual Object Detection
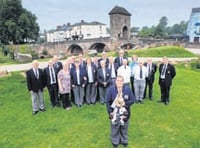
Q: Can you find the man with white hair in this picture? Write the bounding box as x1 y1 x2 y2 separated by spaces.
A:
117 59 131 86
26 60 46 115
97 60 111 104
133 60 148 103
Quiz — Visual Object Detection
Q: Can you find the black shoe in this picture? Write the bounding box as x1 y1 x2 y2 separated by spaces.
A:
32 111 38 115
112 143 118 148
40 108 46 112
165 101 169 105
122 143 128 147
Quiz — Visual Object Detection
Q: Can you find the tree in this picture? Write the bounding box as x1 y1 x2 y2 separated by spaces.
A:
0 0 39 44
153 16 168 38
138 26 155 37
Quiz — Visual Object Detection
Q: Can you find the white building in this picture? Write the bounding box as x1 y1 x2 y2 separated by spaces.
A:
47 20 110 43
187 7 200 43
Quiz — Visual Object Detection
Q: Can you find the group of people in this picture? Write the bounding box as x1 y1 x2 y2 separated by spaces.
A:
26 50 176 148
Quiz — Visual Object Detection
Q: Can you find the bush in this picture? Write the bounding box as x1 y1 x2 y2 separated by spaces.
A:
42 49 48 55
190 59 200 70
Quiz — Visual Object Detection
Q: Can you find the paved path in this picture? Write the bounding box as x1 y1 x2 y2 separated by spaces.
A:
185 48 200 54
0 57 198 72
0 47 199 72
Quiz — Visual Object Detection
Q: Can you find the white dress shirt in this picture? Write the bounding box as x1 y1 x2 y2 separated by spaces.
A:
117 65 131 83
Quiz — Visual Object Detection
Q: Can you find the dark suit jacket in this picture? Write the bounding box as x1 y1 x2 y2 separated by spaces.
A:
26 68 44 92
43 66 58 88
114 56 128 67
106 85 135 120
98 58 109 68
86 63 97 83
70 66 87 86
108 63 119 78
159 63 176 86
97 67 111 87
53 61 63 73
144 63 157 83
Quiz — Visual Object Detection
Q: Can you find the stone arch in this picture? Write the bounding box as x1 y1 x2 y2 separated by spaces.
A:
89 42 106 53
120 42 135 50
68 44 83 55
122 25 129 39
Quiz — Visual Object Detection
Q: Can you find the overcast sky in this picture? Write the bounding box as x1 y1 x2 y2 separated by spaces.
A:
22 0 199 31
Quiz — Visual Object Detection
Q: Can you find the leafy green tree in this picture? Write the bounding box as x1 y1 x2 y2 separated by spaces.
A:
153 16 168 38
138 26 155 37
0 0 39 44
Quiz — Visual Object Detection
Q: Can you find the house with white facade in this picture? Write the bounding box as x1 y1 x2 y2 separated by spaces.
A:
187 7 200 43
46 20 110 43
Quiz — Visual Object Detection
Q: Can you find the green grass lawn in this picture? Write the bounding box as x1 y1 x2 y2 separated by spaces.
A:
0 65 199 148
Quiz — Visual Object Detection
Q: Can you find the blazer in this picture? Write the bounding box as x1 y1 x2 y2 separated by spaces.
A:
97 67 111 87
108 63 119 78
144 63 157 83
53 61 63 73
86 63 97 83
106 85 135 120
98 58 109 68
26 68 44 92
43 66 58 88
114 56 128 67
70 66 87 86
159 63 176 86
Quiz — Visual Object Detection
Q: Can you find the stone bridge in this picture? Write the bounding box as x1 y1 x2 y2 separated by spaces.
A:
31 37 200 57
32 37 138 56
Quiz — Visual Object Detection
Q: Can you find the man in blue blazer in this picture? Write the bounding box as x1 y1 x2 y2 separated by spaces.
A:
97 60 111 104
106 76 135 148
70 59 87 107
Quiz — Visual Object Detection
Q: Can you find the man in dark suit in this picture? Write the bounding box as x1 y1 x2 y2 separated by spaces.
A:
144 58 157 100
26 60 46 115
53 55 63 73
158 57 176 105
97 60 111 104
44 60 59 107
98 51 109 68
114 49 128 67
85 57 98 104
106 76 135 148
108 56 119 85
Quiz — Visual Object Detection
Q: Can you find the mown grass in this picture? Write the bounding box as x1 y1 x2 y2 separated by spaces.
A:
105 46 196 58
0 64 199 148
128 46 196 57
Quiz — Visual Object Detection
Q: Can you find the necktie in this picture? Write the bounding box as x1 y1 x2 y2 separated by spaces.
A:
103 69 106 81
120 58 122 65
148 64 151 77
140 67 143 79
51 68 55 83
35 69 39 79
161 64 166 76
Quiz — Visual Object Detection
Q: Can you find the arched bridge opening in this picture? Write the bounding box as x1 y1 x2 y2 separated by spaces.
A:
68 44 83 55
120 43 135 50
89 43 106 53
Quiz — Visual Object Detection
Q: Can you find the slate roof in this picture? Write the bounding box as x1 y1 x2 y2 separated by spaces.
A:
109 6 131 16
72 20 105 27
192 7 200 13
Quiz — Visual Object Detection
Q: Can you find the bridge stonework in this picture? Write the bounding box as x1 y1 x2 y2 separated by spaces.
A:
32 37 132 56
